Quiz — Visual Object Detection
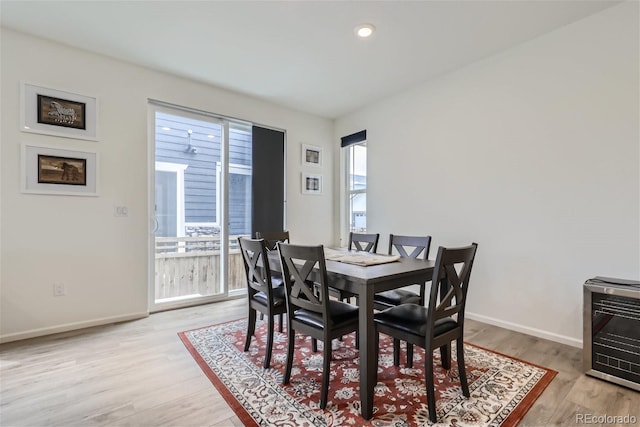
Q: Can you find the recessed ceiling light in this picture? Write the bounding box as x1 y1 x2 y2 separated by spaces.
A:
354 24 375 38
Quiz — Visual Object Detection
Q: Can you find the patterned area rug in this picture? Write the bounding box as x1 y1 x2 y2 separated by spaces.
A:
179 318 556 426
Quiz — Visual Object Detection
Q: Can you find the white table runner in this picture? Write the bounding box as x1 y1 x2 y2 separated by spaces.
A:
324 248 400 266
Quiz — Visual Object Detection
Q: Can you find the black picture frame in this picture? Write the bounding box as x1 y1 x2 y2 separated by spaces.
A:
37 94 87 130
37 154 87 186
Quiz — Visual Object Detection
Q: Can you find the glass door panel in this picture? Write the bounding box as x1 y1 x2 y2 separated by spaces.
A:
223 124 253 295
152 109 226 308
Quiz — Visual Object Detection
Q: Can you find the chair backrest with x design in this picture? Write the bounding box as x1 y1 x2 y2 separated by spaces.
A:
276 243 332 325
348 232 380 253
388 234 431 260
238 237 275 298
256 230 290 251
427 243 478 333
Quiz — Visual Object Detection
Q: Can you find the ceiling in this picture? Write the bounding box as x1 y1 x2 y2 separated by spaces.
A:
1 1 619 119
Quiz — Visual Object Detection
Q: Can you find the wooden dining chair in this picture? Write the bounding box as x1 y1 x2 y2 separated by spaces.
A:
348 232 380 253
375 234 432 309
256 230 290 251
277 242 359 409
330 232 381 305
374 242 478 423
254 231 289 321
238 237 287 369
374 234 432 367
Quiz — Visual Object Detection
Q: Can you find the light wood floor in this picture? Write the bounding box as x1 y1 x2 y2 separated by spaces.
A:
1 298 637 426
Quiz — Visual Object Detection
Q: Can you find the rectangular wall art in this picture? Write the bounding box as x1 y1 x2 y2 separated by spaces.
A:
302 144 322 167
21 83 98 141
22 143 99 196
302 173 322 195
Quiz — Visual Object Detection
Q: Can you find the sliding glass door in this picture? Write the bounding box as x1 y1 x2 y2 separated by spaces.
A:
149 104 252 311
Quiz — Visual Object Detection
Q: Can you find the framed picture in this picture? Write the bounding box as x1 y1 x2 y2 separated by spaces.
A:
302 144 322 167
37 155 87 186
21 83 98 141
37 94 86 130
302 173 322 195
22 143 99 196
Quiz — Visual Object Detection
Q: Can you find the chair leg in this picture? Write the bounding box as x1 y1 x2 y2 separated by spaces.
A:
440 343 451 370
283 327 295 384
456 338 470 397
312 338 318 352
406 342 414 368
264 314 275 369
393 338 401 366
425 349 437 423
278 313 283 333
244 309 256 352
320 339 332 409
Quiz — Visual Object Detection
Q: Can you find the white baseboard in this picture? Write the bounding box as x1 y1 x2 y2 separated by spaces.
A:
466 311 583 349
0 312 149 344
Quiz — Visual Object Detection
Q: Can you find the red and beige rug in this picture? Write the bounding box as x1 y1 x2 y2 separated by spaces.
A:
179 318 556 426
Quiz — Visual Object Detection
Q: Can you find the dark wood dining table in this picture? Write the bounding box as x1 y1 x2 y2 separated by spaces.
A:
268 248 434 419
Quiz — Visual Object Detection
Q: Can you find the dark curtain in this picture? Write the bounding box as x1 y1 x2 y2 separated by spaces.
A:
251 126 285 238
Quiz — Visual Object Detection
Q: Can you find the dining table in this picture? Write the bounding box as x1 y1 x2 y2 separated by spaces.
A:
268 247 435 420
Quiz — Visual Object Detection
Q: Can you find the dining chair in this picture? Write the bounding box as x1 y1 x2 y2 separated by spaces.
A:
277 242 360 409
375 234 432 309
348 231 380 253
238 237 287 369
330 231 381 305
373 234 431 367
374 242 478 423
254 231 289 321
256 230 290 251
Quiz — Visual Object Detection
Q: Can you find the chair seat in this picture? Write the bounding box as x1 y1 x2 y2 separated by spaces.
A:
252 285 286 307
270 274 284 288
293 300 358 329
374 288 420 306
374 303 458 337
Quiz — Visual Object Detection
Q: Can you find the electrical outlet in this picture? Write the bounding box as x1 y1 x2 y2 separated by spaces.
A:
114 206 128 217
53 283 66 297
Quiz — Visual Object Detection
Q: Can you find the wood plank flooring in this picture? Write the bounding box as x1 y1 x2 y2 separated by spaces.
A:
1 298 637 426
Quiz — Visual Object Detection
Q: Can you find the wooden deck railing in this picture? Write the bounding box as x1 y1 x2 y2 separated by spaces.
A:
155 235 249 300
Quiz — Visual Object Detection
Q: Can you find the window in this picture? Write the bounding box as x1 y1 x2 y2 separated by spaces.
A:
155 161 188 238
347 142 367 232
216 162 252 236
342 130 367 234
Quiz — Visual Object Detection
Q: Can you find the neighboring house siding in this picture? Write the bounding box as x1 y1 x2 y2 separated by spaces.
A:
155 112 252 236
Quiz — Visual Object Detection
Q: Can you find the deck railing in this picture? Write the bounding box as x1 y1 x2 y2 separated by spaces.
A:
155 235 249 300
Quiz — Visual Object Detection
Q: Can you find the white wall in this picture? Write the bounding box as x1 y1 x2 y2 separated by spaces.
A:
335 2 639 347
0 29 334 342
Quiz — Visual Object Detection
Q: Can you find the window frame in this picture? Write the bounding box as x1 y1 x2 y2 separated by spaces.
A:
340 130 367 245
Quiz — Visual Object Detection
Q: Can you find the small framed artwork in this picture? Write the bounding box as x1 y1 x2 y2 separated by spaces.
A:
22 143 99 196
37 94 86 130
21 83 98 141
302 173 322 195
38 155 87 186
302 144 322 167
